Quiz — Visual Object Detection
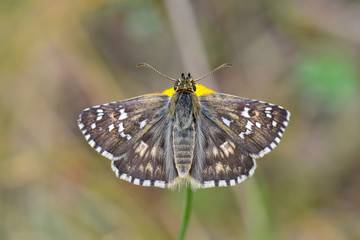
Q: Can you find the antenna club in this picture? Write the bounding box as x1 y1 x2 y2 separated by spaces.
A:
136 63 150 68
222 63 233 68
136 62 177 81
194 63 234 82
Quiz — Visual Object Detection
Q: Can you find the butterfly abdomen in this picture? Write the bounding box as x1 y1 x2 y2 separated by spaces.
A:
171 92 198 178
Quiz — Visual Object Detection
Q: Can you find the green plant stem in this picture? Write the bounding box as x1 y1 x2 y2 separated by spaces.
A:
178 186 193 240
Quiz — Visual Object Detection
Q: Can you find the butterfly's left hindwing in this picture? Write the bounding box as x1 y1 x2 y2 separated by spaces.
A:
111 117 175 188
191 115 257 188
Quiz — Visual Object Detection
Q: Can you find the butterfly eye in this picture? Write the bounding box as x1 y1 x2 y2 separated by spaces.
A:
188 73 191 78
174 83 178 91
192 84 196 92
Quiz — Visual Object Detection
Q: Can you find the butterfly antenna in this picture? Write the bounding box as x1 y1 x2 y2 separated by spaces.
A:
193 63 233 82
136 63 177 81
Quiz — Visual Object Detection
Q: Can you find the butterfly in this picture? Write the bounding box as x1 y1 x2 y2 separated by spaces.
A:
78 63 290 189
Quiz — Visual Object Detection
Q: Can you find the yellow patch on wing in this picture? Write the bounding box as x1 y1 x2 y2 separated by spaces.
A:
161 83 216 97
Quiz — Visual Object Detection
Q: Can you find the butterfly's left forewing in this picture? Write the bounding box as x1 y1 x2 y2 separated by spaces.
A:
199 93 290 158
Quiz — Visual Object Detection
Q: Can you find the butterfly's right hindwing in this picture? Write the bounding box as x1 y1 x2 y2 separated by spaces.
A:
111 116 176 188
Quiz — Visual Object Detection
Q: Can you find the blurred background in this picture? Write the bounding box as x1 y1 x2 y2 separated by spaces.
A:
1 0 360 239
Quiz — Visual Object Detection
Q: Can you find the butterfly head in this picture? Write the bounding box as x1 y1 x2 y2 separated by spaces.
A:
174 73 196 92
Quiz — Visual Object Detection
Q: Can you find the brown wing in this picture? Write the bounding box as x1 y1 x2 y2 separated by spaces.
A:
199 93 290 158
188 93 290 188
78 94 170 161
78 94 178 188
190 112 256 188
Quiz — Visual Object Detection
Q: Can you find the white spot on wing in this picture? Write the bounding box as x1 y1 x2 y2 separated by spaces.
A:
118 122 125 132
91 123 96 129
203 181 215 188
218 180 227 187
89 140 96 148
286 110 291 121
139 119 147 129
119 173 130 182
102 150 114 160
272 120 277 127
238 175 246 183
251 147 271 158
239 132 245 139
119 108 127 120
133 178 140 185
154 180 166 188
108 123 115 132
248 159 257 177
255 122 261 128
222 117 231 127
120 132 132 140
111 161 119 176
241 107 251 118
246 121 254 130
142 180 151 186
